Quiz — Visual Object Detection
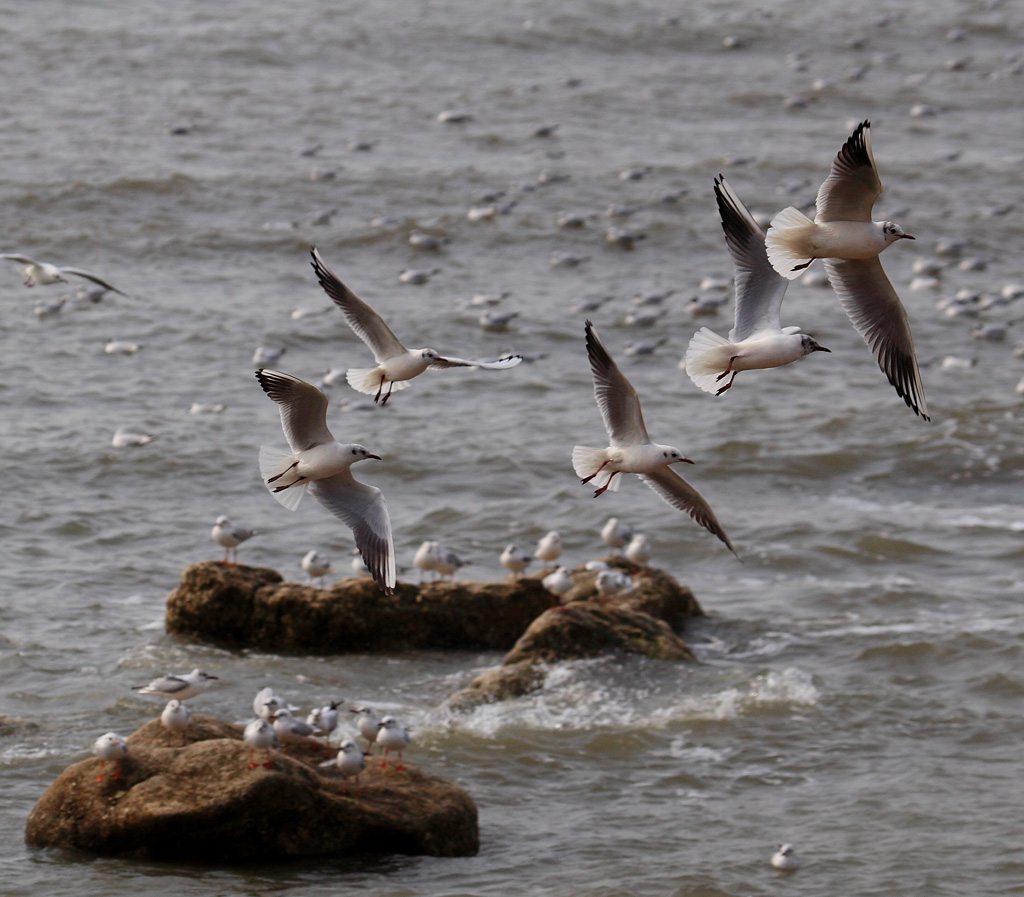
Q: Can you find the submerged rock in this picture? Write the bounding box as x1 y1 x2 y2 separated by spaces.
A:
25 715 478 861
166 561 553 653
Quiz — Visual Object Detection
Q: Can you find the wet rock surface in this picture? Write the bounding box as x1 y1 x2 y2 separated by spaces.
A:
25 716 478 861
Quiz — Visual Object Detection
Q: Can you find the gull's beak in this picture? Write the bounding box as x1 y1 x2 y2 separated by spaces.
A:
815 345 832 353
902 233 916 240
207 675 219 680
367 453 382 461
677 458 695 465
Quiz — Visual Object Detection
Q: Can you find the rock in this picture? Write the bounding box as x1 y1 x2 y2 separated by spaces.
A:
166 561 553 653
25 716 478 861
445 561 702 710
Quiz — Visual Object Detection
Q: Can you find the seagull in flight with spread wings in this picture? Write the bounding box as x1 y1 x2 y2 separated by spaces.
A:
1 253 126 295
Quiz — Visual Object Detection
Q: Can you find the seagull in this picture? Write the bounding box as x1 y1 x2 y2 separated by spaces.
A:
328 739 366 788
255 368 396 595
252 686 297 721
351 706 382 753
596 568 632 599
243 718 278 769
542 565 574 598
1 254 126 294
310 248 522 404
376 716 410 769
685 177 830 395
764 120 929 419
500 544 533 578
573 321 737 556
301 549 333 584
111 427 156 448
534 531 563 567
433 544 468 580
211 515 257 565
308 700 342 750
92 732 129 782
625 532 652 566
413 540 441 581
160 699 192 732
601 517 633 552
771 843 801 871
132 668 218 701
272 708 322 753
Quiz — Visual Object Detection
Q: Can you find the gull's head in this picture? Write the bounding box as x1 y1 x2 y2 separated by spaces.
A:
349 444 381 461
800 335 831 355
882 221 915 243
661 446 694 465
214 515 230 526
420 348 440 361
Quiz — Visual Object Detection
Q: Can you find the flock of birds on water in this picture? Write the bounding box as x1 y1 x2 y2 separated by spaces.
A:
16 119 965 875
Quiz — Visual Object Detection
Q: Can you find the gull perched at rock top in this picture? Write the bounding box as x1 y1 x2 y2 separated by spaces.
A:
500 544 533 578
310 247 522 404
160 699 192 732
92 733 129 782
1 253 127 294
132 668 218 701
255 369 396 595
573 321 737 556
211 515 257 565
685 176 830 396
764 120 928 419
601 517 633 552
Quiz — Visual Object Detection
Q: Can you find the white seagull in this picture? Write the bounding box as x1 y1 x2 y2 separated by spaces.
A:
573 321 737 556
160 699 192 732
534 531 563 567
243 718 278 769
256 369 396 595
310 247 522 404
211 515 257 565
1 254 126 294
771 843 801 871
376 716 411 769
764 120 928 419
685 176 830 395
301 549 333 584
601 517 633 552
132 668 218 701
92 732 129 781
329 739 367 787
500 544 533 578
351 706 382 753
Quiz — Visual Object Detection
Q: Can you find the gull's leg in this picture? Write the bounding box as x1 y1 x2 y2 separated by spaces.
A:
593 471 619 497
247 747 258 770
267 460 299 484
380 380 395 405
791 258 816 272
715 356 739 382
95 759 105 782
273 475 308 493
716 371 738 395
374 376 385 403
581 458 611 485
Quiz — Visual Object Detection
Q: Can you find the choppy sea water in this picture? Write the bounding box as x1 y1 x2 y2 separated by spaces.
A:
2 1 1023 895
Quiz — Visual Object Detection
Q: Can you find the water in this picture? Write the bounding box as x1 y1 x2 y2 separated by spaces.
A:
2 0 1023 894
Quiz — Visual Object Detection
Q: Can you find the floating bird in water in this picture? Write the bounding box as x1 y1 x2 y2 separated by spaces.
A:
310 248 521 404
771 843 801 871
255 369 395 595
573 321 737 556
685 176 830 396
765 121 928 419
132 669 218 701
1 253 126 295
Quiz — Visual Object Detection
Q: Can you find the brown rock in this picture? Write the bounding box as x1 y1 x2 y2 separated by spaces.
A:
166 561 554 653
25 716 478 861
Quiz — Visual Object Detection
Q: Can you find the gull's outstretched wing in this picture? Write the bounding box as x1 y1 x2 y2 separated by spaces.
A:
59 267 127 295
311 247 407 362
715 176 789 342
428 353 523 370
824 256 929 420
815 120 883 223
637 469 737 557
584 320 649 447
255 369 335 451
310 472 396 595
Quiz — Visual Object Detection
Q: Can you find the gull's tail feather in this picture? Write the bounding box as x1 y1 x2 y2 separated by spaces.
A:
765 206 816 280
344 367 412 397
684 327 736 394
259 444 308 511
572 446 621 491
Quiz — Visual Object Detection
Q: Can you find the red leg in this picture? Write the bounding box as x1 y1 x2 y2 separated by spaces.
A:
95 759 105 782
374 376 385 403
580 458 610 485
380 380 395 405
716 371 737 396
593 471 619 497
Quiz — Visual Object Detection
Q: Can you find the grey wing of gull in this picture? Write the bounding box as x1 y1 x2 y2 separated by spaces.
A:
310 248 407 362
255 369 335 451
715 177 788 342
135 675 188 694
0 253 39 265
59 267 127 295
309 472 396 595
815 120 883 223
584 320 649 447
637 469 738 557
428 353 523 370
823 256 929 420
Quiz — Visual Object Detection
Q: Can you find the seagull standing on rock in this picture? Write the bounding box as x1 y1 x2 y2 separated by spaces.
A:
160 699 192 732
574 321 737 556
500 544 533 578
92 733 129 782
243 718 277 769
376 716 411 770
310 247 522 404
601 517 633 553
255 368 396 595
534 531 563 568
211 516 257 565
765 120 928 419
